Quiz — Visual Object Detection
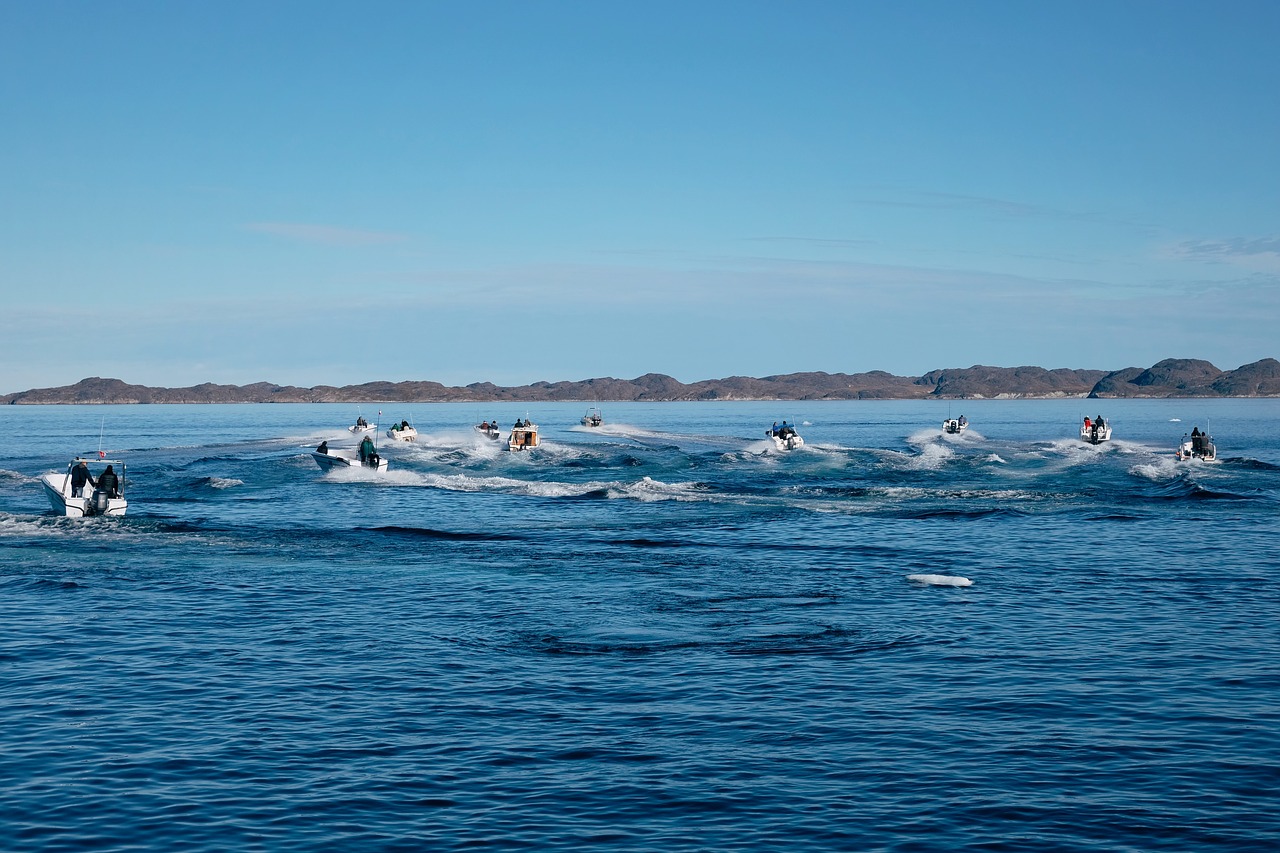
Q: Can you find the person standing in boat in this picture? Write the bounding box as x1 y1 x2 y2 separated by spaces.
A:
96 465 120 498
70 460 95 498
359 435 375 463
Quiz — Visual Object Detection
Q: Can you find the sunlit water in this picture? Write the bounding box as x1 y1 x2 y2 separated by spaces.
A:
2 399 1278 851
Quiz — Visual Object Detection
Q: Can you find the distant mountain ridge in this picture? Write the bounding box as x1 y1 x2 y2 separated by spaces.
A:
4 358 1278 404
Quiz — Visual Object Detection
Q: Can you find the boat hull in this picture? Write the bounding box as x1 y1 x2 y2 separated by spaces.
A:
386 427 417 442
942 419 967 435
1176 437 1216 462
766 429 804 450
1081 424 1112 444
312 449 388 472
507 426 540 451
40 474 127 517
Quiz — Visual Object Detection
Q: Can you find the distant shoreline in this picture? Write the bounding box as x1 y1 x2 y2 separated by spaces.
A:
5 358 1277 404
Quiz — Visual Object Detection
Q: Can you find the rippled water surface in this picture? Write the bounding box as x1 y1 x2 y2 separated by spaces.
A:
2 399 1279 851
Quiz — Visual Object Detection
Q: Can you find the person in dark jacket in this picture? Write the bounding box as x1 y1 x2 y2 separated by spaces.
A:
96 465 120 498
70 460 95 498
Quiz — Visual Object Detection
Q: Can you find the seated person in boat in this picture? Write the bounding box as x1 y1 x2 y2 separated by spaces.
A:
317 441 328 455
71 460 95 497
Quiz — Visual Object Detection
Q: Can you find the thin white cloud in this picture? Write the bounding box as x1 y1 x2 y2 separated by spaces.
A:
1168 236 1280 274
1174 236 1280 258
742 236 882 249
852 188 1065 219
244 222 407 247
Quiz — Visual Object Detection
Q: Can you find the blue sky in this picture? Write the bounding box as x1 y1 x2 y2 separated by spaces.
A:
3 1 1277 392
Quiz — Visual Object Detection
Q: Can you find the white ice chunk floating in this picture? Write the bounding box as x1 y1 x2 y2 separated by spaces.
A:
906 573 973 587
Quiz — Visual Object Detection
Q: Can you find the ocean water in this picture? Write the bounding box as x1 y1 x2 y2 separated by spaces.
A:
2 398 1278 852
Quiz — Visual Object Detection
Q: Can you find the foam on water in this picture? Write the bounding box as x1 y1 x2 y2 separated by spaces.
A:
898 441 956 470
1130 458 1183 481
602 476 708 502
0 513 62 537
207 477 244 489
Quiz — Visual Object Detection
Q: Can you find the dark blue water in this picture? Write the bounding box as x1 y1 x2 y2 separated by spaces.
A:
3 399 1279 851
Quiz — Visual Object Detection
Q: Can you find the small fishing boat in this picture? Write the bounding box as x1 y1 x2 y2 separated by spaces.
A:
347 415 376 434
475 421 502 440
40 456 128 517
508 420 540 452
385 420 418 442
1081 416 1112 444
766 422 804 451
581 408 604 427
312 440 388 472
1176 428 1217 462
942 416 968 435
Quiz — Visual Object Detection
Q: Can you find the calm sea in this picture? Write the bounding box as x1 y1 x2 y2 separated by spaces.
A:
2 399 1278 852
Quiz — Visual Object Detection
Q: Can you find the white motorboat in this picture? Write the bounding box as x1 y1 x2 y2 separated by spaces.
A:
1081 417 1112 444
581 408 603 427
942 416 968 435
766 422 804 451
348 417 376 434
508 420 540 452
312 440 388 472
1176 429 1217 462
40 456 128 517
475 421 502 440
386 420 417 442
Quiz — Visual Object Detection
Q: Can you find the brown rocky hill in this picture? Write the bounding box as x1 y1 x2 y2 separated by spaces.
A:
915 366 1108 398
4 359 1277 404
1088 358 1280 398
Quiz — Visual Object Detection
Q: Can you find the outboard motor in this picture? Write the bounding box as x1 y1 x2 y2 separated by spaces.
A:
90 489 111 516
